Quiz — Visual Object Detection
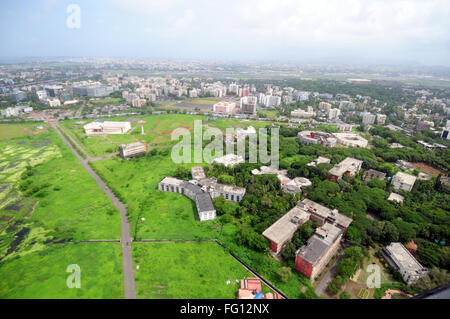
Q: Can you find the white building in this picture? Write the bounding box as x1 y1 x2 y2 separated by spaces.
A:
377 114 387 125
329 157 363 180
381 243 428 285
392 172 417 192
362 112 376 125
334 133 368 148
119 142 146 159
328 108 341 120
84 121 131 136
213 154 244 167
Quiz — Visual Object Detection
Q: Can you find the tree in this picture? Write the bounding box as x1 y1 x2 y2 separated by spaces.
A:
277 267 292 282
340 291 351 299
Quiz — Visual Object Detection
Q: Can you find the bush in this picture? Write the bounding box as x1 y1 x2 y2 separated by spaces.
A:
340 291 351 299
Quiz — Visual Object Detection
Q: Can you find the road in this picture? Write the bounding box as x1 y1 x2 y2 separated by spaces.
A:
314 252 345 297
51 123 137 299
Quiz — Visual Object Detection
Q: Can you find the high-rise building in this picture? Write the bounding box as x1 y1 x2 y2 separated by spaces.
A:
240 96 257 115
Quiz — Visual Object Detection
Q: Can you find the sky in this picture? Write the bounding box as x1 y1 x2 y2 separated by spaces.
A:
1 0 449 66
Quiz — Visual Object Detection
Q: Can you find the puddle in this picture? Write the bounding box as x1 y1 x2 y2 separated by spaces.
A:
5 227 31 257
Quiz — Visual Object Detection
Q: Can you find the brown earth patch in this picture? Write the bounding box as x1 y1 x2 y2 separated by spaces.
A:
412 163 445 177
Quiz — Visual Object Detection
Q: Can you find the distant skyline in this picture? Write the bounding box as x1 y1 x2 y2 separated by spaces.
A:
1 0 450 66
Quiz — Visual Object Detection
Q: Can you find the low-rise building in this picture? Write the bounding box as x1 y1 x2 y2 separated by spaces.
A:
213 154 244 167
392 172 417 192
334 133 368 148
363 169 387 182
298 131 337 147
158 177 216 222
388 193 405 203
381 243 428 285
307 156 331 167
119 142 146 159
213 101 236 114
84 121 131 136
328 157 363 181
295 222 343 281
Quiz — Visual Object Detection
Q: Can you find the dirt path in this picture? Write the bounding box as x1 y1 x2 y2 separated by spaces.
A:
51 123 137 299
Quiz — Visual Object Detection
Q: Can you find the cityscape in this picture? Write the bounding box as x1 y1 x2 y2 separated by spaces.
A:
0 0 449 311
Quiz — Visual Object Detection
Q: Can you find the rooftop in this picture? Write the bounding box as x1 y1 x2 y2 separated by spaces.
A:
384 243 427 275
393 172 417 186
262 206 311 245
329 157 363 178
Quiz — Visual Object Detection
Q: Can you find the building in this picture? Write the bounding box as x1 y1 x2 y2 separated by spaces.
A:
158 177 216 222
191 166 207 180
363 169 387 182
12 90 27 102
44 85 63 98
381 243 428 285
388 193 405 203
240 96 257 115
213 101 236 114
328 108 341 120
334 133 368 148
84 121 131 136
295 223 343 281
291 107 316 119
298 131 337 147
307 157 331 167
282 177 312 195
417 121 434 131
395 160 414 171
362 113 376 125
71 85 115 97
262 205 312 254
119 142 146 159
377 114 387 125
237 278 282 299
392 172 417 192
263 199 352 256
318 102 332 112
328 157 363 180
212 154 244 167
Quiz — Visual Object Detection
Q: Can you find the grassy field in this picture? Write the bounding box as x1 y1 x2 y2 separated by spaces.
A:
0 123 48 140
188 98 221 104
0 126 121 264
90 152 229 240
0 242 124 299
133 241 261 299
60 114 273 158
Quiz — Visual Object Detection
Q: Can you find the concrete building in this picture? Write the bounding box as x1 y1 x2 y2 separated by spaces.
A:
307 157 331 167
381 243 428 285
291 107 316 119
263 199 352 257
318 102 332 112
298 131 337 147
334 133 368 148
191 166 207 180
377 114 387 125
328 108 341 120
388 193 405 204
240 96 257 115
119 142 146 159
71 85 115 97
213 101 236 114
363 169 387 182
362 112 376 125
158 177 216 222
84 121 131 136
295 222 343 281
213 154 244 167
328 157 363 180
262 205 312 254
392 172 417 192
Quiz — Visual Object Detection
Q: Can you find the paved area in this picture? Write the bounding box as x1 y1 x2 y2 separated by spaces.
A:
51 123 137 299
314 252 345 297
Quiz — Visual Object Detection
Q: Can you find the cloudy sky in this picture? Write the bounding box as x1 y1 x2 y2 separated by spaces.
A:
1 0 449 65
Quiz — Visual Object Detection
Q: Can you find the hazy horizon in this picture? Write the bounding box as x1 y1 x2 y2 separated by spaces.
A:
1 0 449 67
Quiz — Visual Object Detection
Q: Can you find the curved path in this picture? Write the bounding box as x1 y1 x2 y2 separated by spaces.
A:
51 123 137 299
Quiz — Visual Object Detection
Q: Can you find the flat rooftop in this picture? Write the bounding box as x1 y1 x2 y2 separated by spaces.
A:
262 206 311 245
393 172 417 185
384 243 426 275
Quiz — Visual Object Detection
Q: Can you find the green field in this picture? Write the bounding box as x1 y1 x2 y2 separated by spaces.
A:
0 123 48 140
0 242 124 299
133 241 259 299
60 114 274 158
0 126 121 263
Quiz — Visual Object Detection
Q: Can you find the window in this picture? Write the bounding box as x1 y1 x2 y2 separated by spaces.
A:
226 194 229 200
231 195 234 201
176 187 179 193
236 196 240 201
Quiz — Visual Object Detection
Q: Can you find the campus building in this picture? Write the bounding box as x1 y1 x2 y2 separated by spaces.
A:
119 142 146 159
391 172 417 192
213 101 236 114
328 157 363 181
158 167 246 221
381 243 428 285
298 131 337 147
212 154 245 167
84 121 131 136
158 177 216 222
334 133 368 148
363 169 387 182
262 199 352 257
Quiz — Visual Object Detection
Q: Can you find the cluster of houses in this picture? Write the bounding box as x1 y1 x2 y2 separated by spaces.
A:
298 131 368 148
251 166 312 195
